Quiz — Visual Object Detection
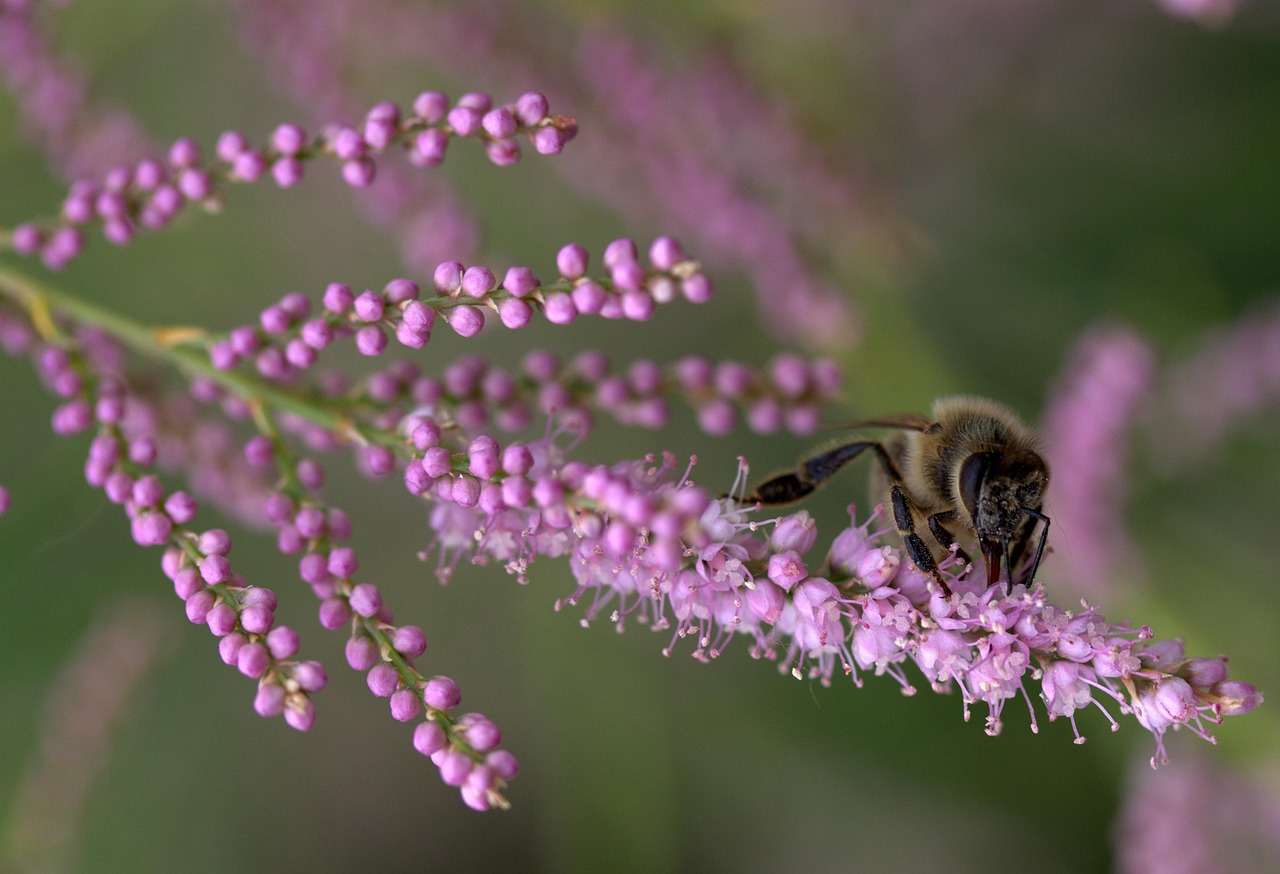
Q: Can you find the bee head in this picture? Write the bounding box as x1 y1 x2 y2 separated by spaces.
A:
958 450 1049 582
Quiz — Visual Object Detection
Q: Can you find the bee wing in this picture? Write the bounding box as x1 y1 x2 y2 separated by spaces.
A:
825 412 938 433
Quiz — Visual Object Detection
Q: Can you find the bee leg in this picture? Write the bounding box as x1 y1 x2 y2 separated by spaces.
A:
1017 509 1051 586
747 441 883 506
926 512 970 565
890 485 953 597
746 471 816 505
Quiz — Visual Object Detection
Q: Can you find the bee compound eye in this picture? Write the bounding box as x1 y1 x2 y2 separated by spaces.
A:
958 452 992 520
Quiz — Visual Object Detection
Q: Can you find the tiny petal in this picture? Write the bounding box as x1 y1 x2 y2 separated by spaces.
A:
349 582 383 617
237 642 270 678
318 597 351 630
391 625 428 658
767 551 808 591
425 676 461 710
390 688 422 722
254 683 286 717
292 660 328 693
557 243 588 279
438 749 473 786
284 698 316 731
266 626 300 659
413 720 447 756
514 92 549 125
367 663 399 697
346 635 380 671
444 306 485 337
219 633 247 666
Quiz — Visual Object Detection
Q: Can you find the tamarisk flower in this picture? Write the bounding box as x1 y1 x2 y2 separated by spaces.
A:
264 0 873 349
0 2 155 179
1115 750 1280 874
226 0 479 268
1041 325 1157 593
411 439 1260 763
1151 0 1250 23
4 88 574 270
1 303 326 734
300 345 837 468
1154 297 1280 464
254 440 521 811
198 237 711 377
0 290 519 809
2 600 172 874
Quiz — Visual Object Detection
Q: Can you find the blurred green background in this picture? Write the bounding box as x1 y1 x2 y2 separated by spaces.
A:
1 1 1277 872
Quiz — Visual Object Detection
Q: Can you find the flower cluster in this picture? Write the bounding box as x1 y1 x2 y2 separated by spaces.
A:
1040 325 1157 592
1154 298 1280 464
200 237 711 372
6 310 327 730
0 2 155 180
0 293 525 810
540 473 1258 762
5 88 574 270
242 1 873 349
4 600 171 874
1152 0 1250 24
0 206 847 811
1116 751 1280 874
370 417 1259 764
260 467 521 811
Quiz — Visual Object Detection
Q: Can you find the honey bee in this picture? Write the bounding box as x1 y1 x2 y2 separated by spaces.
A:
747 396 1051 596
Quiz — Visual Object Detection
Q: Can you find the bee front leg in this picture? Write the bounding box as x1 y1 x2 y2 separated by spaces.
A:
890 485 953 597
926 511 970 565
1010 509 1051 587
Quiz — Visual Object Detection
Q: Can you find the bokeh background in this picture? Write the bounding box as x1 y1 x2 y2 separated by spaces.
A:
1 1 1278 871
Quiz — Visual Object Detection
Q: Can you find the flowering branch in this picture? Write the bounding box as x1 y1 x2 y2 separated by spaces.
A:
5 248 1262 784
2 89 574 270
0 229 841 810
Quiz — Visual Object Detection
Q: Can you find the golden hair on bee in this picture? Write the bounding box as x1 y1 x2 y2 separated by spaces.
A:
748 395 1051 596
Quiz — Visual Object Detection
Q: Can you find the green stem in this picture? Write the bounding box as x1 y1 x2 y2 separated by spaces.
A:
0 262 353 436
